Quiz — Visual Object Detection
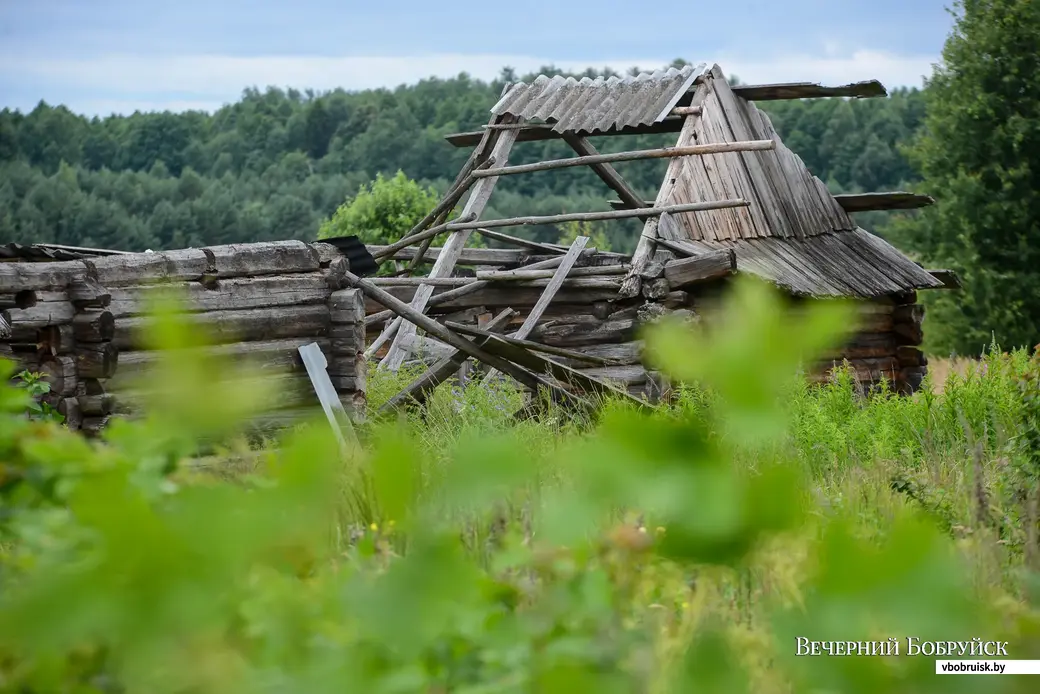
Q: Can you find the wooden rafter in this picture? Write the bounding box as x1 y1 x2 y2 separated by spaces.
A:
620 86 708 299
471 140 775 179
562 133 649 218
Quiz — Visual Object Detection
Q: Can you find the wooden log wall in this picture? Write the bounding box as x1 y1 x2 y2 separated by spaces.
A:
0 241 367 435
803 291 927 394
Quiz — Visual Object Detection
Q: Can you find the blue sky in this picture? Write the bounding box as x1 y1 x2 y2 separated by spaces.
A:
0 0 955 116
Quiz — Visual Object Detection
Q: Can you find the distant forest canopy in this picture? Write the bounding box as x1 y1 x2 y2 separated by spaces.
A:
0 63 927 254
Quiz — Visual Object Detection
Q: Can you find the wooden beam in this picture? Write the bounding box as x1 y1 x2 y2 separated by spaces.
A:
444 321 617 366
475 264 628 281
456 200 750 230
366 245 534 266
926 269 962 289
663 250 736 288
732 80 887 101
472 140 776 179
381 115 522 371
562 133 650 215
482 236 589 384
373 200 749 260
834 192 935 213
344 268 579 401
479 335 652 410
379 308 516 412
366 276 621 289
403 136 501 274
473 228 568 254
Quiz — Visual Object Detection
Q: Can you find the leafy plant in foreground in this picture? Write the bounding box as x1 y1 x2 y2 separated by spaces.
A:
0 279 1038 693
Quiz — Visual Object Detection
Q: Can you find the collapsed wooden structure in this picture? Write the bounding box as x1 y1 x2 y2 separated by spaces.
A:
1 63 962 432
357 63 956 405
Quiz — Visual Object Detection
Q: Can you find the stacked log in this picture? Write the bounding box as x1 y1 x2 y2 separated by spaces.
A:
890 291 927 394
798 292 927 394
90 241 355 431
0 261 117 430
328 289 367 416
1 241 369 436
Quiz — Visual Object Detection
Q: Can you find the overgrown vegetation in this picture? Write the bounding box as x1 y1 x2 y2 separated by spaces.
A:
1 279 1039 692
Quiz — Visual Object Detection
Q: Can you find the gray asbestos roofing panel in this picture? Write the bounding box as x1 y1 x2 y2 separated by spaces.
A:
491 63 707 133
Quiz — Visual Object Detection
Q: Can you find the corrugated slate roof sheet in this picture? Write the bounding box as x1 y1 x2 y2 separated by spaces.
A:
491 64 706 133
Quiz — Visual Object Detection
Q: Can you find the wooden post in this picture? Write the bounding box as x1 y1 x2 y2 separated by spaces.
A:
381 115 522 371
620 98 707 299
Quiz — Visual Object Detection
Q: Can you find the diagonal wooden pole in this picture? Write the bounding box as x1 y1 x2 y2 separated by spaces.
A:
481 236 589 384
380 115 522 371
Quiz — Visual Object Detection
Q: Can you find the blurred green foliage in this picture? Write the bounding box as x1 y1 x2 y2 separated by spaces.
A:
1 279 1039 693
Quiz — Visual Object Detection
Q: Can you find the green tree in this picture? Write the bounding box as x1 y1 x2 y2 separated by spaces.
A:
557 220 613 252
318 171 440 245
304 99 335 159
891 0 1040 355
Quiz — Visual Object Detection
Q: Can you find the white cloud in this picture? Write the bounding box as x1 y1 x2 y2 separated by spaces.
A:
0 48 939 115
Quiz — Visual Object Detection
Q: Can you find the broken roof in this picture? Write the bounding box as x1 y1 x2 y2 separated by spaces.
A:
450 62 942 298
491 64 706 134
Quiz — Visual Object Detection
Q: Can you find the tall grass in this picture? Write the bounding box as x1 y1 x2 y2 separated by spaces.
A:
351 348 1040 691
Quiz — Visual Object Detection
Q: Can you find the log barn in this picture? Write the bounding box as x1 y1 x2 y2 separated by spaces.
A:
360 62 958 405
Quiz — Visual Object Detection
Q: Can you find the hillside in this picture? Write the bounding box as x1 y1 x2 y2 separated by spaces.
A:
0 65 927 254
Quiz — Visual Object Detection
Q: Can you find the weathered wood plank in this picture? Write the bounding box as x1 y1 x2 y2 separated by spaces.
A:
734 80 887 101
834 191 935 213
0 261 90 292
207 240 320 278
663 250 736 288
528 316 640 348
106 274 331 317
481 236 589 383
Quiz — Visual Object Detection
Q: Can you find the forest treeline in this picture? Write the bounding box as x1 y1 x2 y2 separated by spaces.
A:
0 64 926 254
